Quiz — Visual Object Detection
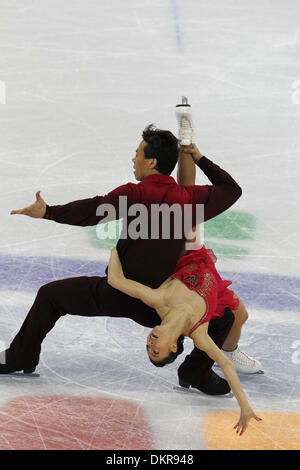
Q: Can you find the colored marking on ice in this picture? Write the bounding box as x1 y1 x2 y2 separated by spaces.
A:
87 210 256 259
0 396 155 450
171 0 183 53
201 210 255 259
204 411 300 450
204 211 255 241
0 253 299 312
204 241 250 259
88 219 122 250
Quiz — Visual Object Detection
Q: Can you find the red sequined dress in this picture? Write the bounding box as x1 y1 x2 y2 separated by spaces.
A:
171 244 239 334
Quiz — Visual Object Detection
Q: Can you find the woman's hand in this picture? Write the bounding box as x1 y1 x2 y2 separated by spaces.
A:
11 191 47 218
234 407 262 436
191 332 262 438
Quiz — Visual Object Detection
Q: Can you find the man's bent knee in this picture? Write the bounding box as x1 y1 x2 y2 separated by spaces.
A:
37 280 63 299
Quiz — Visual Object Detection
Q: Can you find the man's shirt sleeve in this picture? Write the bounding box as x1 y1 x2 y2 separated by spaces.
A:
43 183 137 226
190 156 242 222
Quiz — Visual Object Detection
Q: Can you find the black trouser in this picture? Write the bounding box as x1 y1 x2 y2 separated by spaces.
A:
178 307 235 384
6 276 234 383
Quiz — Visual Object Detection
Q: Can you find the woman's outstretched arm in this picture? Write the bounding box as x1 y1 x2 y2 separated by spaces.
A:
193 330 262 436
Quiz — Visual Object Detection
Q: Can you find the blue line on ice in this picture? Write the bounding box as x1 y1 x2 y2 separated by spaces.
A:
0 254 299 312
171 0 183 53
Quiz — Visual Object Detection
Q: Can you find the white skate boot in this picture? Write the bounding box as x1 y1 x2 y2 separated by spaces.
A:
222 346 263 374
176 96 194 146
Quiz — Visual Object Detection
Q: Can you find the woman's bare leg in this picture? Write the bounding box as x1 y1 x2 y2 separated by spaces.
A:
222 294 248 351
177 147 196 186
220 293 262 373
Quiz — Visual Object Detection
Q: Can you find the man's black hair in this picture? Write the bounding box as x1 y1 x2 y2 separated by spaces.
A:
142 124 179 176
149 335 184 368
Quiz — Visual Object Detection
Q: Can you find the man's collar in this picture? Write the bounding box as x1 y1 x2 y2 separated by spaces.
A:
141 173 177 185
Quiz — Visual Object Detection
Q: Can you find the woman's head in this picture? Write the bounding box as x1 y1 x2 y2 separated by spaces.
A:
146 326 184 367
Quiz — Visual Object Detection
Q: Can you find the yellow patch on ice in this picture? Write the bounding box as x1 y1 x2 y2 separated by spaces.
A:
204 411 300 450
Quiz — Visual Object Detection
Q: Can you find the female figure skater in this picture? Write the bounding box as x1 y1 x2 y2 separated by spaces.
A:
107 244 262 436
107 145 262 435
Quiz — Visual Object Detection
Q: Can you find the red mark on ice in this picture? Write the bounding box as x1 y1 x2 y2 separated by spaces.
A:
0 396 155 450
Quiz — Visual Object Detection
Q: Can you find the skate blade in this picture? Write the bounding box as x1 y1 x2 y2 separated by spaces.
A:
237 369 265 375
214 365 264 375
173 385 200 395
0 372 40 378
173 385 234 398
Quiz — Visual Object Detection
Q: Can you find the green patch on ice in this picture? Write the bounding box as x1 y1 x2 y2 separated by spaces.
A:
87 211 255 259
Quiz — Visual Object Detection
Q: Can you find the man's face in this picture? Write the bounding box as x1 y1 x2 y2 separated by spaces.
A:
132 141 151 181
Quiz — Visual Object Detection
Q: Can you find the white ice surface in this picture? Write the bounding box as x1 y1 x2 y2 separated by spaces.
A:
0 0 299 450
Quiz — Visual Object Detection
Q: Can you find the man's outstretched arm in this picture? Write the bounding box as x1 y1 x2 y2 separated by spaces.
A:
10 183 136 227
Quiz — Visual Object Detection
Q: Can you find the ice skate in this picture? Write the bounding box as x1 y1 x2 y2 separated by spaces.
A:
0 350 37 376
220 346 263 374
176 96 194 145
178 370 231 395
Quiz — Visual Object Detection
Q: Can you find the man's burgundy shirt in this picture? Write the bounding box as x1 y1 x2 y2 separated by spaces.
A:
44 156 242 288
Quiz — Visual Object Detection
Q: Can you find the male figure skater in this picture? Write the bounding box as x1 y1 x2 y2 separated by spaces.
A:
1 125 241 395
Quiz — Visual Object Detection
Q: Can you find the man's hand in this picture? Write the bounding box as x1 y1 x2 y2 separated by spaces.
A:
179 144 203 163
10 191 47 218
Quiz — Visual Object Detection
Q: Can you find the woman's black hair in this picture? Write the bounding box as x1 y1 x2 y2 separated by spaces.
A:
149 335 185 368
142 124 179 175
